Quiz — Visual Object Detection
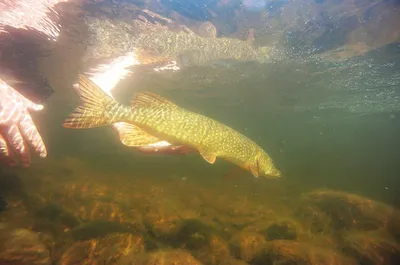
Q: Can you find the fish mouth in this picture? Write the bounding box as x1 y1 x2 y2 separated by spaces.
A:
266 170 282 178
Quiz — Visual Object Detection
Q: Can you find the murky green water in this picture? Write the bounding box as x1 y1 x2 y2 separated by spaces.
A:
1 0 400 264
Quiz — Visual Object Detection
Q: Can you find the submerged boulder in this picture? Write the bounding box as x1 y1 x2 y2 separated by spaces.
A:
230 231 266 262
0 225 51 265
298 189 400 232
341 229 400 265
262 218 299 241
251 239 358 265
55 233 145 265
118 249 202 265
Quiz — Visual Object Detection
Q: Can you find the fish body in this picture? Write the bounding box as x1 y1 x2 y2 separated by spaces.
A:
63 75 281 178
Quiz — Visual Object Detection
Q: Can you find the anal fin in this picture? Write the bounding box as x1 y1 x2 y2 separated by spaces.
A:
199 149 216 164
113 122 162 147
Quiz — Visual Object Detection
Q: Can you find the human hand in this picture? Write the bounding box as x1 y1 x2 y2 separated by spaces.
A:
0 79 47 166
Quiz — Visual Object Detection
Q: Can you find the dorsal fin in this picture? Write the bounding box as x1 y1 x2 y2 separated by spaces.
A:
130 92 177 108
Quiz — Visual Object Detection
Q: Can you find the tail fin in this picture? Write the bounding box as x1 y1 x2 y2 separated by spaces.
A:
63 75 117 129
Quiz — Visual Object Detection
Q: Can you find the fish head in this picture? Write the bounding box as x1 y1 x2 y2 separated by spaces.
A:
255 152 282 179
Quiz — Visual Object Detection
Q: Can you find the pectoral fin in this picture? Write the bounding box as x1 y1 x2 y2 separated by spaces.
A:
199 149 216 164
114 123 162 147
248 155 261 178
248 165 259 178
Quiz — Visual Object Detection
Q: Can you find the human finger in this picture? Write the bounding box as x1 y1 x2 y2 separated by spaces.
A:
6 124 31 167
21 94 44 112
19 114 47 158
0 132 17 166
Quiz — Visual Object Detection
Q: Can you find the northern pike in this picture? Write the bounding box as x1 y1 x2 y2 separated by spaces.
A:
63 75 281 178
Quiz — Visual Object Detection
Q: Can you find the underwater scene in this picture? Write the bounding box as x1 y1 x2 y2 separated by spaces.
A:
0 0 400 264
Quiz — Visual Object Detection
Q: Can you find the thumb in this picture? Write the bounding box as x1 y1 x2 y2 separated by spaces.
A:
22 96 44 111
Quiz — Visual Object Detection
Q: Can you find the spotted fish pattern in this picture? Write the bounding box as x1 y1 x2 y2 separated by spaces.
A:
63 75 281 178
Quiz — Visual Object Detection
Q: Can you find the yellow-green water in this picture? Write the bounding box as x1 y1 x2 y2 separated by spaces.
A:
1 0 400 264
